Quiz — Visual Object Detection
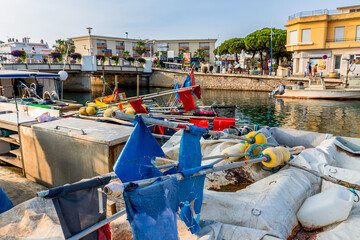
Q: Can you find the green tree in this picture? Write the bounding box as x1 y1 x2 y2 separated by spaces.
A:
134 41 147 56
194 49 208 61
122 50 130 57
178 49 187 58
228 38 246 62
53 39 75 55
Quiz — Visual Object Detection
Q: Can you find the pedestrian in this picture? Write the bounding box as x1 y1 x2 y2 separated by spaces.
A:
306 61 312 77
313 64 318 77
31 47 36 63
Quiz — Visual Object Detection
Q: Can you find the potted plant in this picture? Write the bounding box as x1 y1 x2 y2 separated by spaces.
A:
110 56 119 65
126 56 135 65
96 54 106 65
50 52 63 63
136 57 146 66
69 53 82 63
11 50 26 63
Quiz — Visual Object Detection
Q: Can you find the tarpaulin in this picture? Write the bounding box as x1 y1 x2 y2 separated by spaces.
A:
113 116 165 182
178 125 208 233
213 117 235 131
177 89 196 112
0 186 13 214
98 224 111 240
189 67 195 86
193 85 201 99
154 125 166 135
45 176 112 240
128 98 148 113
189 118 209 129
123 178 179 240
174 83 181 103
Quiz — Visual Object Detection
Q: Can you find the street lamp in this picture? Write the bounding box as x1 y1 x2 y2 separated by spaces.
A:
217 34 220 73
125 32 128 38
86 27 93 57
270 27 274 76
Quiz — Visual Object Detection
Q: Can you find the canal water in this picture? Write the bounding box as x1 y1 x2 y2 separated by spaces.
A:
64 86 360 138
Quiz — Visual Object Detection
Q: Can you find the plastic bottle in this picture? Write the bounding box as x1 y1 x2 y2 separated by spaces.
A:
297 187 354 231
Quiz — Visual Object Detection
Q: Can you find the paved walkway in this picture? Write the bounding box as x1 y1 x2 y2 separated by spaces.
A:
0 162 47 205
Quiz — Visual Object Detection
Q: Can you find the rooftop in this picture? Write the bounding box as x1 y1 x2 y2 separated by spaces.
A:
288 5 360 21
69 35 217 42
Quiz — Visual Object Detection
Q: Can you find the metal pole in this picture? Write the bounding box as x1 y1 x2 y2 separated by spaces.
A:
270 28 273 76
137 74 140 97
115 75 118 91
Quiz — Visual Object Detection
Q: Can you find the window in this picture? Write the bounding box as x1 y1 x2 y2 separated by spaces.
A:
334 27 345 42
132 43 137 48
116 41 124 47
97 49 104 54
302 29 311 43
179 43 189 48
334 56 341 69
350 55 360 64
289 30 298 45
96 40 106 46
356 26 360 41
199 42 209 47
116 49 124 54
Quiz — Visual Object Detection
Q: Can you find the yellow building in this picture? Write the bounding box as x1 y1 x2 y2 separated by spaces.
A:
286 5 360 76
69 35 217 64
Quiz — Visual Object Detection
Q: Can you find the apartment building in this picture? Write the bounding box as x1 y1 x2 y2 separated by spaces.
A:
286 5 360 76
69 35 217 64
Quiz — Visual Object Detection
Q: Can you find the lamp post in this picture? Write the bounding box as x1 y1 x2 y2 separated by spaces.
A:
270 28 274 76
217 34 220 73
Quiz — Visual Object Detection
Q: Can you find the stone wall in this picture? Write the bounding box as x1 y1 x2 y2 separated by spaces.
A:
63 73 91 92
150 69 309 91
91 74 149 88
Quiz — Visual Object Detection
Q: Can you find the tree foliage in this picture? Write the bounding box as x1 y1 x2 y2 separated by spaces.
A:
53 39 75 55
122 50 130 57
194 48 208 60
134 41 147 56
178 49 187 58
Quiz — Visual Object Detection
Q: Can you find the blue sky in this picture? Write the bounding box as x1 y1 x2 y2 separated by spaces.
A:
1 0 359 47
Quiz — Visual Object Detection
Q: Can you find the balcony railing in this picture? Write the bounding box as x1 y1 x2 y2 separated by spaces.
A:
288 9 339 20
199 46 209 50
97 44 107 48
326 37 360 43
116 46 125 49
179 47 189 50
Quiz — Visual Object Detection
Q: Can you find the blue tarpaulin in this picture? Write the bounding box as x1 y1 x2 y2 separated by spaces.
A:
178 126 208 233
113 116 165 182
0 186 13 214
182 75 191 88
174 83 180 102
124 178 179 240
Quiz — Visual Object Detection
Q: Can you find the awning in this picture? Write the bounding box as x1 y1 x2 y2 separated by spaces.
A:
0 70 60 79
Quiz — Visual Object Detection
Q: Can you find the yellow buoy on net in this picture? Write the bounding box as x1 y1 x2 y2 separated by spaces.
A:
86 106 98 116
103 108 114 118
261 147 283 168
125 108 136 115
275 146 291 162
245 131 267 145
79 107 88 116
245 144 264 160
221 143 247 162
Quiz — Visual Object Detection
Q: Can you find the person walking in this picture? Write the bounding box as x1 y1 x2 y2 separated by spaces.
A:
306 62 312 77
313 64 318 77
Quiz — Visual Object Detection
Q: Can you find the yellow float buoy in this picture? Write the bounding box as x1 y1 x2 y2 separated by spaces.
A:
79 107 88 116
221 143 247 162
86 106 98 115
125 108 136 115
261 147 283 168
245 144 264 160
275 146 291 162
103 108 114 118
246 131 267 145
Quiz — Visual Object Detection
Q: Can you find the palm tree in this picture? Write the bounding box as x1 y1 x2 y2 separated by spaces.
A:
194 49 208 61
134 41 147 57
178 49 187 58
53 39 75 55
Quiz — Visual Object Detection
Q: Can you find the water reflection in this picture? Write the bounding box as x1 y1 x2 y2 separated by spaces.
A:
64 87 360 138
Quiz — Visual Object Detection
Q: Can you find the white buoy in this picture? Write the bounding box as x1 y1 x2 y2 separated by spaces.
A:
58 71 68 81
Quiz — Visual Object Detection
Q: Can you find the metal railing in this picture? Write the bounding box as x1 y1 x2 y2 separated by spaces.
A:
327 37 360 43
288 9 339 20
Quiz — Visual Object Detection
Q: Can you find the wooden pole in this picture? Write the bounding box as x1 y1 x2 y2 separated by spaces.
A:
115 75 118 91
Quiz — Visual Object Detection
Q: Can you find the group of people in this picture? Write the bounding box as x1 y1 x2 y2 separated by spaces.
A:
306 61 318 77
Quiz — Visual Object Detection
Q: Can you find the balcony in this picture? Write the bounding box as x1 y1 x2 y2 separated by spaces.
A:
179 47 189 50
326 37 360 43
288 9 339 20
97 44 107 48
116 45 125 49
199 46 209 50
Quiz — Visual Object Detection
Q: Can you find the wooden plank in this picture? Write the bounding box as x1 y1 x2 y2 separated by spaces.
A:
0 153 22 168
0 136 20 145
9 148 21 157
9 134 19 142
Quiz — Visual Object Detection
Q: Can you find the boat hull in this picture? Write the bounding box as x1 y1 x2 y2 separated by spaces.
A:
275 89 360 100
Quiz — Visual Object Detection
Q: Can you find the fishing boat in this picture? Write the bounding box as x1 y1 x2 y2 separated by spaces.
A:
0 69 82 117
270 77 360 100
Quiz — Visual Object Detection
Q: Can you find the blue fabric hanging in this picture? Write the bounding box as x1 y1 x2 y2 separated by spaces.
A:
124 178 179 240
113 116 165 182
177 125 208 233
174 83 180 102
0 186 13 214
182 75 191 88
